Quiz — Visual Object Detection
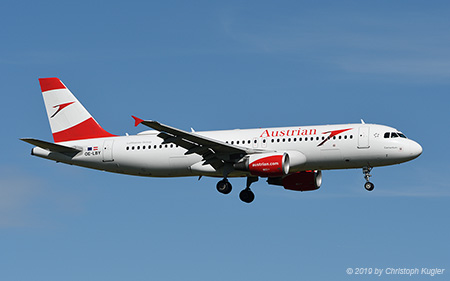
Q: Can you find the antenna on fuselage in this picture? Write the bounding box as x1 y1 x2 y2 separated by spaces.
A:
361 119 366 124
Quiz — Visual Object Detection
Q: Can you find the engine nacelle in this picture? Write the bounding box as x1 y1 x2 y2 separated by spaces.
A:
267 170 322 192
234 153 289 177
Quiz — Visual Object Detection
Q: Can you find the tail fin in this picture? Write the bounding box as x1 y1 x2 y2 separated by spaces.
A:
39 77 116 143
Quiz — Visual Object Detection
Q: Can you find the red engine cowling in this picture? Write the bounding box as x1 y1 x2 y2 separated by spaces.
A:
234 153 290 177
267 170 322 191
282 170 322 191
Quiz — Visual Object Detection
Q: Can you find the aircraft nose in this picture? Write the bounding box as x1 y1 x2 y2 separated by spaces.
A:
409 141 423 159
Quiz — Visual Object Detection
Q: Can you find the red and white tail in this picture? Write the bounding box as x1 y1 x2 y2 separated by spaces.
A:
39 77 115 143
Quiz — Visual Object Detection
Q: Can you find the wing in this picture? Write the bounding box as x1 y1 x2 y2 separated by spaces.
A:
132 116 260 168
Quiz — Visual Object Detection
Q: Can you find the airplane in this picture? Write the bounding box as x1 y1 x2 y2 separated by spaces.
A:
22 78 423 203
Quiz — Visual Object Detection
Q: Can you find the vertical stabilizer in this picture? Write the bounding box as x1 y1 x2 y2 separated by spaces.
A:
39 77 115 143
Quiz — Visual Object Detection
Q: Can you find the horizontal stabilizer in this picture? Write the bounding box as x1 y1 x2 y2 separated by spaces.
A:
21 138 81 154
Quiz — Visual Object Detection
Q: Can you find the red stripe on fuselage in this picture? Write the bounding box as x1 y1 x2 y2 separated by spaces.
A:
53 117 116 143
39 77 66 92
317 128 352 147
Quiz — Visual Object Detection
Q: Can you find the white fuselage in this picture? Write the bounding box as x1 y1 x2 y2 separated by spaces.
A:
32 123 422 178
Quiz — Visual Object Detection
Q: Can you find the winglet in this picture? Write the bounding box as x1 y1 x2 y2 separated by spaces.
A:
132 115 144 127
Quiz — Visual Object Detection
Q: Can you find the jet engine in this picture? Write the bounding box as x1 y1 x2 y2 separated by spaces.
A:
267 170 322 191
234 153 289 177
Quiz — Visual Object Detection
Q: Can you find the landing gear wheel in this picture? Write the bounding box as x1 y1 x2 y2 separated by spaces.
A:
239 188 255 203
216 180 232 194
364 182 374 191
362 167 374 191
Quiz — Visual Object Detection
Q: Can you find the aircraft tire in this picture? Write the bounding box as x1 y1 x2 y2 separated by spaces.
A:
216 180 232 194
239 189 255 203
364 182 374 191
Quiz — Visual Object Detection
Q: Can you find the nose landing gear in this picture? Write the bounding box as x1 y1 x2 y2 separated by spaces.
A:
363 167 374 191
364 181 374 191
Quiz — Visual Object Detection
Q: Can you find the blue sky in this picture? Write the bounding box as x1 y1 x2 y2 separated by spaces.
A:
1 1 449 280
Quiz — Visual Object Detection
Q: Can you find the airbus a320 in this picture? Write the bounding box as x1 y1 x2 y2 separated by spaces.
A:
22 78 423 203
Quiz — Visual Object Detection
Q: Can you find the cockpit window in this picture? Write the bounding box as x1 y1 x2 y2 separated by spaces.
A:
385 131 408 138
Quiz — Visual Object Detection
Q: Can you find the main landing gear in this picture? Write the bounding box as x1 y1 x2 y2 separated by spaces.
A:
216 176 258 203
363 166 375 191
216 179 232 194
239 177 258 204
